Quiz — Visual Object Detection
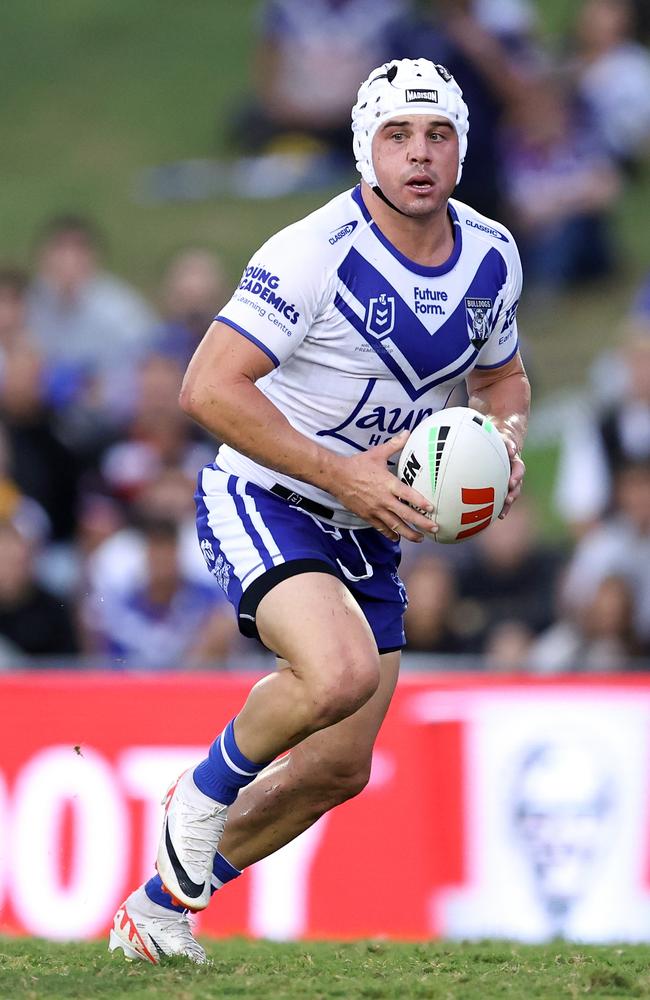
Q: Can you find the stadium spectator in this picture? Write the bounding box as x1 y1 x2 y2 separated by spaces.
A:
0 266 31 357
82 516 237 669
26 214 157 425
566 0 650 172
455 497 563 652
555 326 650 532
0 341 79 541
402 554 465 655
85 465 232 614
0 424 50 545
483 619 535 672
98 352 213 502
471 0 539 54
559 459 650 646
151 249 228 368
528 574 649 672
632 0 650 43
391 0 544 219
0 521 79 658
499 74 621 295
630 269 650 324
232 0 410 163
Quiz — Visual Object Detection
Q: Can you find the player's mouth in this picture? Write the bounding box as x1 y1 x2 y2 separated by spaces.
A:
405 174 435 194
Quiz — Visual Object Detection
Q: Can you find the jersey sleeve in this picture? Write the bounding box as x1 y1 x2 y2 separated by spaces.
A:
215 226 329 368
474 241 522 370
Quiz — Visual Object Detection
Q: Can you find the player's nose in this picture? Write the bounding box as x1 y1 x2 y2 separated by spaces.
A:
407 133 432 162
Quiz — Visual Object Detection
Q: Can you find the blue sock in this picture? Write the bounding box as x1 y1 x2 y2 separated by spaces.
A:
146 852 242 912
193 718 270 805
212 851 242 891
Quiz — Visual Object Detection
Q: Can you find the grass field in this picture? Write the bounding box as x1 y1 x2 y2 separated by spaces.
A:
3 937 650 1000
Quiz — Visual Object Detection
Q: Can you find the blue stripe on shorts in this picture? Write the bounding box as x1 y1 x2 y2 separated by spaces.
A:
195 465 407 652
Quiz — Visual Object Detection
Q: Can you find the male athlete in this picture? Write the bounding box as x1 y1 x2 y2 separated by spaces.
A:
109 58 530 962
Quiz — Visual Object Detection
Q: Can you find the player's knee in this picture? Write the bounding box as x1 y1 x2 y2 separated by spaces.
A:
309 655 380 729
327 756 372 804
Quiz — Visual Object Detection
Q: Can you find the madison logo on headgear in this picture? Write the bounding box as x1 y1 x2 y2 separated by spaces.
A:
465 297 493 348
406 89 438 103
366 293 396 340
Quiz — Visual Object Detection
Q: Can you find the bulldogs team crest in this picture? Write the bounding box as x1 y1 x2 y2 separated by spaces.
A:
366 293 396 340
465 297 492 348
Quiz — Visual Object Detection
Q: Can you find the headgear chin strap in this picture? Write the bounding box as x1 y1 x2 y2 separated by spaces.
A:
351 58 469 192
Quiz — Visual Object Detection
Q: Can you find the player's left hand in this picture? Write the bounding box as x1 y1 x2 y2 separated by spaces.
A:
496 431 525 518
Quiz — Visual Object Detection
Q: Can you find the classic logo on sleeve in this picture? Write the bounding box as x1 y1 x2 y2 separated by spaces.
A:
464 218 509 242
465 297 493 348
329 221 358 245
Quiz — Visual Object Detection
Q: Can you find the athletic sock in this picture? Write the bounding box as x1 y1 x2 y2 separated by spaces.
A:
193 718 271 805
145 874 186 913
145 852 242 913
211 851 242 892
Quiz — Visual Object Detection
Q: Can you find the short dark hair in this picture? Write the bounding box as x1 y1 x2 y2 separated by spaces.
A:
35 214 104 254
136 515 179 544
0 266 29 297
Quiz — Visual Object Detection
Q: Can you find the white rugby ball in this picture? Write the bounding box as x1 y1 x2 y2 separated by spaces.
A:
397 406 510 544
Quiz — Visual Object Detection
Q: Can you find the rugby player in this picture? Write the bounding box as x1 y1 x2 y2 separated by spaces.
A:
109 57 530 963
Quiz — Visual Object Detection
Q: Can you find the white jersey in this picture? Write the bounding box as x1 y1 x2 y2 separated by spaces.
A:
216 185 522 528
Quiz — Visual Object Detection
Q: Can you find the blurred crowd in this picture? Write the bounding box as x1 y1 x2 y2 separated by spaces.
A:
233 0 650 297
0 0 649 671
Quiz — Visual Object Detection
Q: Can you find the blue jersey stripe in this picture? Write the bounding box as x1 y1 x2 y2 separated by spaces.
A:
333 292 478 395
350 186 463 276
474 340 519 370
336 244 508 399
215 315 280 368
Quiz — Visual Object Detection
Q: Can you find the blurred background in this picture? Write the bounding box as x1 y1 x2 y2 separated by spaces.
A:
1 0 650 946
1 0 648 674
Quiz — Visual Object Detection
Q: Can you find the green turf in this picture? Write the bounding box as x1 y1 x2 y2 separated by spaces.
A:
3 938 650 1000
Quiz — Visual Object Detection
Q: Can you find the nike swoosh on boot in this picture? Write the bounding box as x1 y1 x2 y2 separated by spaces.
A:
164 821 206 899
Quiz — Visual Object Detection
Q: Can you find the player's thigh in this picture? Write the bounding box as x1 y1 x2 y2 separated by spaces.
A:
280 648 400 786
256 571 380 686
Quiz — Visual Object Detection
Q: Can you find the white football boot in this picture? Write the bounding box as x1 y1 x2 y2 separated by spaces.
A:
108 885 207 964
156 769 228 911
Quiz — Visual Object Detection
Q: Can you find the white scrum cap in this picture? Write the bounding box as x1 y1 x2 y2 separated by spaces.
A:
351 58 469 188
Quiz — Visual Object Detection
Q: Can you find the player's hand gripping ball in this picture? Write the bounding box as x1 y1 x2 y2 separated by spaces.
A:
397 406 510 543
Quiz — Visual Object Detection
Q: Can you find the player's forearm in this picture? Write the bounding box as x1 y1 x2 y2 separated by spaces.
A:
468 371 530 455
181 375 344 490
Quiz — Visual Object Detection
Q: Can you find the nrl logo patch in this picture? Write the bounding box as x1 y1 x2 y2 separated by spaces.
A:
366 293 396 340
405 88 438 103
465 296 493 348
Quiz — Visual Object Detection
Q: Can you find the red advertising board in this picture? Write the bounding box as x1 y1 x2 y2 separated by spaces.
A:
1 673 650 942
